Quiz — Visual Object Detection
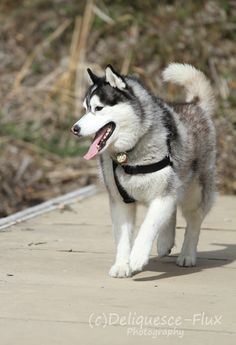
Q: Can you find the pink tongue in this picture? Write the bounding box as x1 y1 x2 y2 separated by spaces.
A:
83 127 108 160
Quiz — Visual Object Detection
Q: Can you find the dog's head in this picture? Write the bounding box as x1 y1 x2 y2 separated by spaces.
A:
71 65 141 160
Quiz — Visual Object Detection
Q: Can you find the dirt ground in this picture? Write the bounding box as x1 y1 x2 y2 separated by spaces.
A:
0 0 235 217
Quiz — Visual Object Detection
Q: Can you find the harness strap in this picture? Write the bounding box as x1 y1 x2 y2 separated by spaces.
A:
123 156 173 175
112 161 135 203
112 156 173 204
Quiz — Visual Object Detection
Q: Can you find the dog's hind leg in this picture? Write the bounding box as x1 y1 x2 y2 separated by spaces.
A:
109 199 136 278
177 173 216 267
177 208 203 267
177 181 204 267
157 208 176 257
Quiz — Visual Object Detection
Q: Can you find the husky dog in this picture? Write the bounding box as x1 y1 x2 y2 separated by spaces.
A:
71 63 216 278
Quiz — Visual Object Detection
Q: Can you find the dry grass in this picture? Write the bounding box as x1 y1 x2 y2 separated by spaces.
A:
0 0 235 216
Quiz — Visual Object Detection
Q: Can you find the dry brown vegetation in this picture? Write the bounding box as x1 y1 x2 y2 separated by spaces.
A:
0 0 235 217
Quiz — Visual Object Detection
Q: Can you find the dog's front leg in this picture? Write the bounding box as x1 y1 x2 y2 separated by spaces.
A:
130 196 176 274
109 198 136 278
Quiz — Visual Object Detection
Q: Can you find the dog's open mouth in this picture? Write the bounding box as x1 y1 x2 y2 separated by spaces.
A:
84 122 116 160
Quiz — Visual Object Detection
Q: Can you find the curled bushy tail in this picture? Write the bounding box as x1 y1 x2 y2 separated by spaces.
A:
162 63 215 116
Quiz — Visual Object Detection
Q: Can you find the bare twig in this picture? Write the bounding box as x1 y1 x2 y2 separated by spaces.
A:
69 16 82 74
14 156 32 182
121 24 139 75
92 5 114 25
75 0 95 113
48 1 95 115
209 58 229 99
59 16 82 104
35 67 63 90
12 19 72 91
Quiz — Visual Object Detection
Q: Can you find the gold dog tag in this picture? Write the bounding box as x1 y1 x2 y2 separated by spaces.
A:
116 152 127 164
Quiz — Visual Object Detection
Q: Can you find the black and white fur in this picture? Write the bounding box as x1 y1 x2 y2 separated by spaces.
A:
72 63 216 278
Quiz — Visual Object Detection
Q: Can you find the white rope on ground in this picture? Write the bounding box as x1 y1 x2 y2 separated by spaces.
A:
0 185 98 231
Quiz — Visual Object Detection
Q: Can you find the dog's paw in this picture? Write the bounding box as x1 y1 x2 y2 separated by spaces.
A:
109 262 131 278
129 250 149 274
176 253 197 267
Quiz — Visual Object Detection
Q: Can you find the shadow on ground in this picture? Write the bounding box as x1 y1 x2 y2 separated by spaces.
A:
133 243 236 282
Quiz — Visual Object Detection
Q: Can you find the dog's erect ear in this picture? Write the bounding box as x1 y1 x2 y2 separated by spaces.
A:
87 68 100 84
105 65 126 90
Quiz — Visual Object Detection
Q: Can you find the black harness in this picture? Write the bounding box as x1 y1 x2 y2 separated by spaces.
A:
112 155 173 203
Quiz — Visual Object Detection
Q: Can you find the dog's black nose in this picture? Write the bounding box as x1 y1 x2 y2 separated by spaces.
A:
71 124 81 135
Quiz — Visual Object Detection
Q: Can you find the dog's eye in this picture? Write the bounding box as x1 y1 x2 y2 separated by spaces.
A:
95 106 104 112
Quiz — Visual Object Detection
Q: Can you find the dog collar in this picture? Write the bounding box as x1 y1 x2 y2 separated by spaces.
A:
112 155 173 203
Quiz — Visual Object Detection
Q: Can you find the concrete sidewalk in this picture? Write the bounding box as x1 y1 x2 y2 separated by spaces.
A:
0 191 235 344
